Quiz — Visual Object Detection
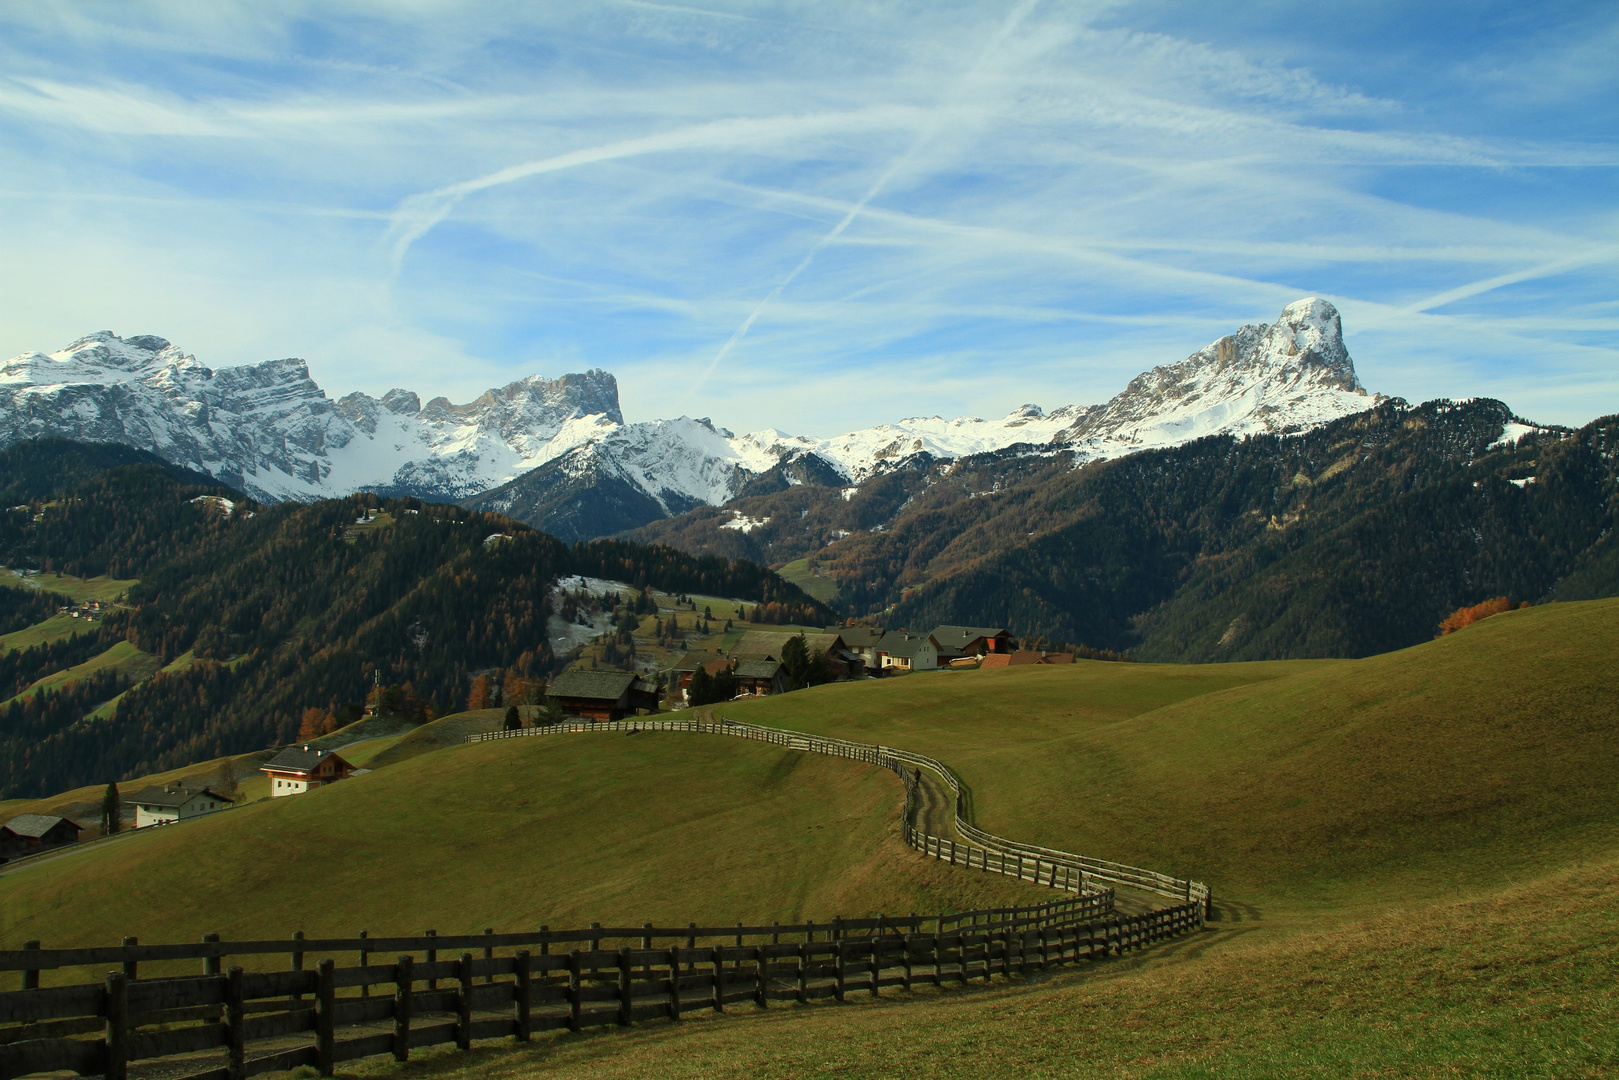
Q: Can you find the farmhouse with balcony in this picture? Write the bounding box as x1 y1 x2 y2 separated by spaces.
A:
733 659 790 697
876 630 940 673
930 625 1012 664
131 783 234 826
0 814 83 857
668 652 731 704
730 630 861 680
261 746 355 798
547 669 660 721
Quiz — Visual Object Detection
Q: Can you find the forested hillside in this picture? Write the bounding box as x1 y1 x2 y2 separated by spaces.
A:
630 399 1619 659
0 441 830 799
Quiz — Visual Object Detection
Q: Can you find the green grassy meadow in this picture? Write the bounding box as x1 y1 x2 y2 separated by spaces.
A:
774 559 839 604
0 640 162 710
0 571 137 604
0 613 96 653
5 598 1614 1075
0 731 1050 972
721 598 1619 916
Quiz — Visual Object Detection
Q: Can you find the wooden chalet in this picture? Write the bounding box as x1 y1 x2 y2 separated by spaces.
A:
730 630 862 680
0 814 83 858
930 625 1012 663
668 652 730 704
732 659 789 697
130 783 234 826
261 746 356 799
547 669 659 721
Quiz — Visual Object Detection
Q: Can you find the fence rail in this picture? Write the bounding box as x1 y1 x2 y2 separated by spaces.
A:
470 717 1211 907
0 898 1203 1080
0 716 1213 1080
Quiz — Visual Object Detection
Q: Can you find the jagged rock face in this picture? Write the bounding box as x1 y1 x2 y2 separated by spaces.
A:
0 332 624 503
0 298 1384 539
1053 298 1379 456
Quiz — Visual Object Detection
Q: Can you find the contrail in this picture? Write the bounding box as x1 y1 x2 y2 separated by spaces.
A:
384 106 922 272
681 0 1042 404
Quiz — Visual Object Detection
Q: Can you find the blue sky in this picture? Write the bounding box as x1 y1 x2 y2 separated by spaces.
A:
1 1 1614 435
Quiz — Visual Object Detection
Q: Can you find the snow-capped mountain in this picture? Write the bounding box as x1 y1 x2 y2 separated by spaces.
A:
0 298 1383 538
0 331 624 503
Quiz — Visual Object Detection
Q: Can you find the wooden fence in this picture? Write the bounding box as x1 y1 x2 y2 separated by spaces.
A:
0 896 1204 1080
470 717 1212 909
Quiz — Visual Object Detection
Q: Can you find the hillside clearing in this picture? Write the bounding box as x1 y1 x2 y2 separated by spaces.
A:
0 613 94 653
0 640 161 709
0 571 137 603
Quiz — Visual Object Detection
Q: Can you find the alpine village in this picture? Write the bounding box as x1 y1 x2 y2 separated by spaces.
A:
1 6 1616 1080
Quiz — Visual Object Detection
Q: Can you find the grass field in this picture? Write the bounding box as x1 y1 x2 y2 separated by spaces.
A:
0 640 162 710
0 613 96 653
0 571 137 603
720 598 1619 918
7 599 1614 1074
774 559 840 604
0 748 274 832
346 850 1619 1080
0 732 1049 973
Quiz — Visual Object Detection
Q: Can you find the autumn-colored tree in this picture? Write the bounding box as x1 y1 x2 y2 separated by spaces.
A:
297 706 327 741
467 673 493 711
1437 597 1525 636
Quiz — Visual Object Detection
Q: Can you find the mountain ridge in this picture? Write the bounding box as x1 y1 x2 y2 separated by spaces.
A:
3 299 1383 538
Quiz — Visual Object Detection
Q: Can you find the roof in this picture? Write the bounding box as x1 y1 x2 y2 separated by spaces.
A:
877 631 935 659
1008 652 1045 666
834 627 884 648
3 814 82 838
131 783 232 808
733 660 784 680
729 631 803 660
547 669 637 702
668 652 715 673
930 625 1009 650
979 654 1012 668
261 746 352 776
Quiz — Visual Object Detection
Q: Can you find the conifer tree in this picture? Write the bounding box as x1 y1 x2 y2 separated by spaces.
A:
503 705 521 731
101 781 121 836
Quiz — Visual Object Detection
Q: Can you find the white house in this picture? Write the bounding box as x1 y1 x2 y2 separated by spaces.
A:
261 745 355 797
876 630 940 672
131 783 233 828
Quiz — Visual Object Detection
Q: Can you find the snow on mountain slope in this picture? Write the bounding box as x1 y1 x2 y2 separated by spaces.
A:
0 332 622 503
1 298 1383 537
1051 298 1381 459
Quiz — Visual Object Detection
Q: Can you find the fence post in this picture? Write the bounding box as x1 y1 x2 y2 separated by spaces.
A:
710 946 725 1013
202 933 221 976
796 940 809 1003
316 958 336 1076
121 937 137 981
668 947 682 1022
225 966 246 1080
22 940 39 990
392 955 413 1063
359 931 369 999
424 930 437 990
484 928 495 985
514 950 532 1042
869 938 880 999
902 934 913 991
834 939 846 1003
104 970 128 1080
567 951 583 1032
617 948 633 1027
754 944 768 1009
290 931 304 1004
456 953 473 1051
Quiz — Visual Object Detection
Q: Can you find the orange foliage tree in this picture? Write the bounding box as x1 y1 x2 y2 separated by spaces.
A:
1437 597 1525 636
296 706 337 741
466 674 494 711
